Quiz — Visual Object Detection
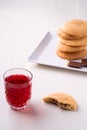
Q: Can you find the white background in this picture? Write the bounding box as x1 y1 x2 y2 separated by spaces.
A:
0 0 87 130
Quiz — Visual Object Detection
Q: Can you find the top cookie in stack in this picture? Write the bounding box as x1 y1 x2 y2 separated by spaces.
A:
56 19 87 60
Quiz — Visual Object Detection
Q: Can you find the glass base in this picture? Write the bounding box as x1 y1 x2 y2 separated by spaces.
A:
10 105 27 111
9 100 30 111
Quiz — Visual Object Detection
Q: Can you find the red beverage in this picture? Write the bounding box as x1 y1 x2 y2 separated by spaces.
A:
3 68 33 110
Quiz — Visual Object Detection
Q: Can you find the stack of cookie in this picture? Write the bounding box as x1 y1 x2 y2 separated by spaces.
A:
56 19 87 60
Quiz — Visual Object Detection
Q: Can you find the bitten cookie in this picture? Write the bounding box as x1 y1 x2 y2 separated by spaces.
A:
61 19 87 37
43 92 78 111
56 49 87 60
57 42 86 52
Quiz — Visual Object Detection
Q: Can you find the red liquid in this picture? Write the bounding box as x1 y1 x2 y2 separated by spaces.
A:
4 74 32 108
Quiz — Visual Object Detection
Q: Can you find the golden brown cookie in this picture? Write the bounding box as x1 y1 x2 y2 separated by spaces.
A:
43 92 77 111
57 42 86 52
61 19 87 37
56 49 87 60
59 36 87 46
57 28 82 40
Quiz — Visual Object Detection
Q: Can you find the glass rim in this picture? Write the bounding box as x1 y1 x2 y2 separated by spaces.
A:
3 68 33 85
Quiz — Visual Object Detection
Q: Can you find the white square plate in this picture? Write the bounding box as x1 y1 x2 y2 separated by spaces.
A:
28 31 87 72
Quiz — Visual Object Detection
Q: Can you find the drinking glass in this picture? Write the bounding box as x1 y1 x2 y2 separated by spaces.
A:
3 68 33 110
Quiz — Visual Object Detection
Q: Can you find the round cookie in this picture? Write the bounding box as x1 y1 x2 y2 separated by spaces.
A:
59 36 87 46
57 28 82 40
56 49 87 60
57 42 86 52
61 19 87 37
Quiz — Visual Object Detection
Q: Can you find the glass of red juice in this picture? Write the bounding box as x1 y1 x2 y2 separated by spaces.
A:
3 68 33 110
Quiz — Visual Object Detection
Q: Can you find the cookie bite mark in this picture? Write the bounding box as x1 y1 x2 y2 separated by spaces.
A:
43 97 58 105
58 102 77 111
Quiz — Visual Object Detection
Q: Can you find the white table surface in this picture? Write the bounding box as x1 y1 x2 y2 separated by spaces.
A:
0 0 87 130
